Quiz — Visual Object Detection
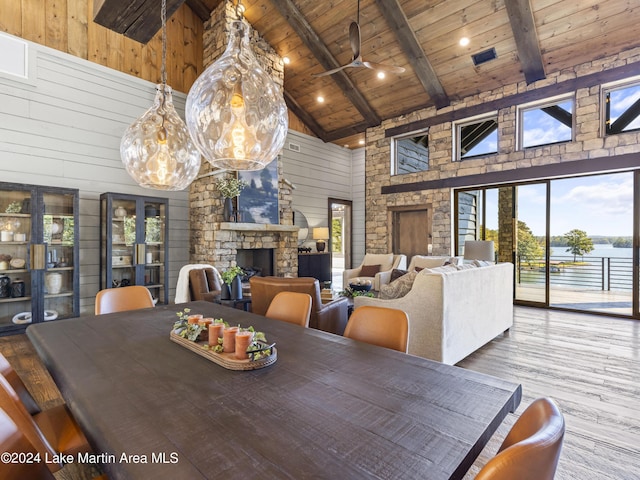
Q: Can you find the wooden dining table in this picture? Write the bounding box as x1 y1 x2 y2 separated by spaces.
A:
26 301 521 480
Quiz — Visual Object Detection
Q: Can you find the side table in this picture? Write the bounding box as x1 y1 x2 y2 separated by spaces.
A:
214 297 252 312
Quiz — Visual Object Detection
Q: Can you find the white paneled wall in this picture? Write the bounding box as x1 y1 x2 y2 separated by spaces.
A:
0 33 366 314
0 34 190 314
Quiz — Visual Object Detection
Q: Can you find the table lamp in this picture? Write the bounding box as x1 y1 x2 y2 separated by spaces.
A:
313 227 329 253
463 240 495 262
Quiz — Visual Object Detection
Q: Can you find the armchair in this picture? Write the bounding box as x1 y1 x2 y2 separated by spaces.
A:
343 254 407 291
249 276 349 335
189 267 222 302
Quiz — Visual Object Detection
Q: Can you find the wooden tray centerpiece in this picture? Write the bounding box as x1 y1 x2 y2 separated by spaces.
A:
170 308 276 371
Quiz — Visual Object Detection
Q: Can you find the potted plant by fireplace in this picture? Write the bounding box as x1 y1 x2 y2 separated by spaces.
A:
221 266 245 300
215 177 247 222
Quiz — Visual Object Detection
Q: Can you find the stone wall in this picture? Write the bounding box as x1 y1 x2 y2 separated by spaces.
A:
365 46 640 256
189 0 295 275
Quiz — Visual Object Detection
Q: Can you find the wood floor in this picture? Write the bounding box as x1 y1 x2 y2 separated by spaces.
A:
2 306 639 479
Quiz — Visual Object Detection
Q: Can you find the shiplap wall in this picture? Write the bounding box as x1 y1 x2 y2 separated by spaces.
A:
281 131 365 269
0 33 366 314
0 33 190 314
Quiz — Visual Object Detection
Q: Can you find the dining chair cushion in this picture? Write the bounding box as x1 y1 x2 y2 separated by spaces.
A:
266 292 312 327
475 397 565 480
344 306 409 352
95 285 154 315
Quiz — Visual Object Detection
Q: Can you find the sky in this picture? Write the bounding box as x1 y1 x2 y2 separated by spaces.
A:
477 85 640 238
485 172 634 237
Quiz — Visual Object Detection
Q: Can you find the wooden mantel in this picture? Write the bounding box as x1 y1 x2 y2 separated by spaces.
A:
216 223 299 233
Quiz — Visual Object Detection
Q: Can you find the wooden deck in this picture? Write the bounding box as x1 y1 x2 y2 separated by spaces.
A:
517 284 634 316
1 306 639 479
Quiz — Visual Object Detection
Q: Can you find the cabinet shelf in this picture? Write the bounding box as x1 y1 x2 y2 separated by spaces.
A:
0 269 29 275
0 296 32 304
0 213 30 218
44 292 73 298
0 241 29 245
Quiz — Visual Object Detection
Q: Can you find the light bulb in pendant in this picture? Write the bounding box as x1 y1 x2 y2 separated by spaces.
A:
146 127 178 185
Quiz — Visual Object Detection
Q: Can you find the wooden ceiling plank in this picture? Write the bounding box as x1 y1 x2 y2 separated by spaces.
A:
373 0 449 110
283 90 329 142
185 0 213 23
271 0 381 127
93 0 187 44
504 0 545 84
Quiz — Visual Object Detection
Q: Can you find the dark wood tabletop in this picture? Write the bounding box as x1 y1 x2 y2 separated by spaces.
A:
26 301 521 480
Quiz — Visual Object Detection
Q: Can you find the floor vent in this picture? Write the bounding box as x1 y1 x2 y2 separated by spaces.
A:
288 142 301 152
472 48 497 66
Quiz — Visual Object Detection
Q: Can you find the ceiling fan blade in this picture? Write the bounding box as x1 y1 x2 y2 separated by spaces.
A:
312 63 354 77
349 21 361 60
362 61 406 74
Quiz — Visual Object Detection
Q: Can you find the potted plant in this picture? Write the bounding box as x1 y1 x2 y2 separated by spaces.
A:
220 265 244 300
215 177 247 222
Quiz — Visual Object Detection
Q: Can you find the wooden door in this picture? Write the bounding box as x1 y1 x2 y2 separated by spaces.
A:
392 208 431 259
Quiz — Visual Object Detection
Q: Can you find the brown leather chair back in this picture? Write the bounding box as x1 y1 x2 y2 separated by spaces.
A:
344 306 409 352
0 407 54 480
95 285 154 315
475 397 565 480
0 375 60 471
250 276 323 316
0 353 40 415
266 292 312 327
189 268 222 302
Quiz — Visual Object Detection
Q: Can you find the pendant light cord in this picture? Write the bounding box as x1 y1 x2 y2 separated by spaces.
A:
161 0 167 87
235 0 245 20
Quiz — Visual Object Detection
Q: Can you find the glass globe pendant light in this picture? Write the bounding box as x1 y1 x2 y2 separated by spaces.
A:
120 0 201 190
185 0 288 171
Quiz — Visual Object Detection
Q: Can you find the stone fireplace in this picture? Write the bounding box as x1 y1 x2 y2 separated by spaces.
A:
188 1 299 276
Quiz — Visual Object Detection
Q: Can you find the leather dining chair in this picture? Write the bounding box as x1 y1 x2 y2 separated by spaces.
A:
344 306 409 353
265 291 312 327
0 407 55 479
475 397 565 480
0 374 91 472
0 352 40 415
95 285 154 315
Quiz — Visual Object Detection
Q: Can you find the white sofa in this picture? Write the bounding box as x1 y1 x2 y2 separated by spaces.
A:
354 263 514 365
343 253 407 291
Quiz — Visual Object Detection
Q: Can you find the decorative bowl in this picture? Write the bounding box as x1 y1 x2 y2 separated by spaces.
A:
349 282 372 292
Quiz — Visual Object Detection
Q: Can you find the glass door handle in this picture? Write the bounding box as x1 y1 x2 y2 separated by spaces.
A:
30 244 46 270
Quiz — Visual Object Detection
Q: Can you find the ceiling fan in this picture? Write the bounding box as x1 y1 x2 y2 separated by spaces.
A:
313 0 405 77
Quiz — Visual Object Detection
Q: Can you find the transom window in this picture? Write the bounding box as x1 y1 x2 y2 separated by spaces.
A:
454 114 498 161
392 130 429 175
604 80 640 135
518 96 574 149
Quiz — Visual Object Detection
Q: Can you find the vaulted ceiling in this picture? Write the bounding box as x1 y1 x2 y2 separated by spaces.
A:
95 0 640 148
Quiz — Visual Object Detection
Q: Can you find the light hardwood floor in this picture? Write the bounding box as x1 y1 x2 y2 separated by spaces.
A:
1 306 639 479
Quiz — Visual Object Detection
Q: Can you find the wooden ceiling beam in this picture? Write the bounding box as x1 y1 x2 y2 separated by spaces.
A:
324 121 374 143
93 0 186 44
283 91 329 142
271 0 381 127
373 0 449 110
185 0 213 23
504 0 545 84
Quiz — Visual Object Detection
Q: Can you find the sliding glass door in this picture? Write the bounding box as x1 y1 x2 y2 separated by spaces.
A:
455 170 637 318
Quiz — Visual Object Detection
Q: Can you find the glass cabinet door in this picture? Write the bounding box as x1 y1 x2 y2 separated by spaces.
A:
42 190 78 321
143 200 167 305
110 199 137 289
0 188 33 329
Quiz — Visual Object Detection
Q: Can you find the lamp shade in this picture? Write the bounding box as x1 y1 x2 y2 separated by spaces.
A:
185 20 288 171
313 227 329 240
463 240 495 262
120 84 201 191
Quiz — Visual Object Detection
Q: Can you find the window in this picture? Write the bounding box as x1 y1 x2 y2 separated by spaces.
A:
392 131 429 175
454 114 498 160
518 96 574 149
604 80 640 135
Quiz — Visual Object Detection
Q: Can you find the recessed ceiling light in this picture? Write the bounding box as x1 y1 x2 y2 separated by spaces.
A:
377 71 385 79
317 96 325 103
459 37 470 47
358 139 365 145
283 57 290 65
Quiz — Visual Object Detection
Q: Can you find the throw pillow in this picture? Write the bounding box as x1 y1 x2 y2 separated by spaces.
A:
359 264 381 277
379 270 418 299
390 268 408 282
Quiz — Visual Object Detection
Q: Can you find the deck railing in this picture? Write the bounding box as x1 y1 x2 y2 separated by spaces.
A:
517 255 634 291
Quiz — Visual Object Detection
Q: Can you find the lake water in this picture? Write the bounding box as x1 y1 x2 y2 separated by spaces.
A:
551 243 632 259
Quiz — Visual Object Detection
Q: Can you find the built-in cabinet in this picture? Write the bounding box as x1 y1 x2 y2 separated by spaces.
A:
100 193 169 305
0 183 79 335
